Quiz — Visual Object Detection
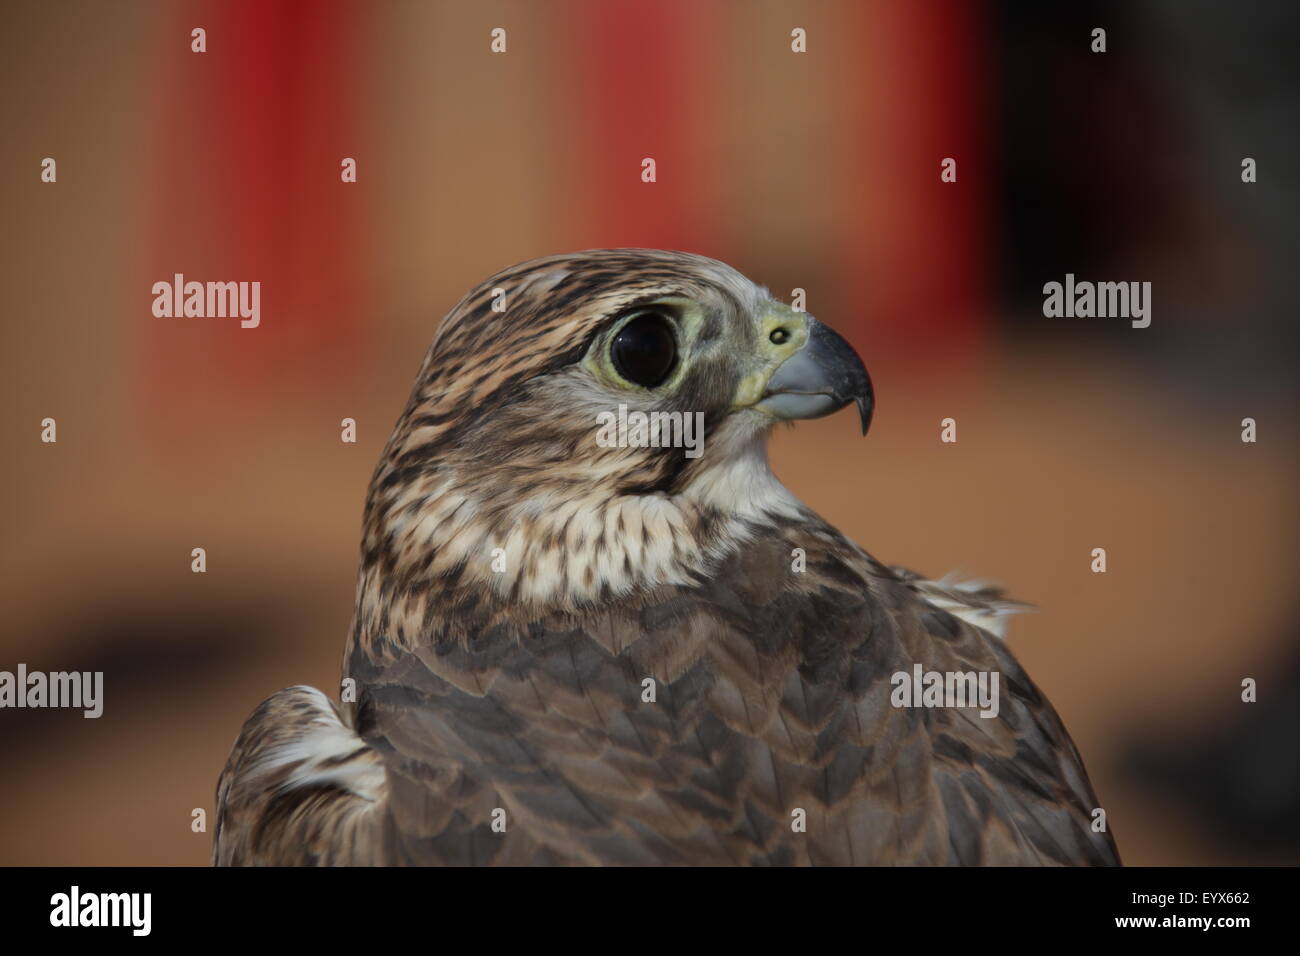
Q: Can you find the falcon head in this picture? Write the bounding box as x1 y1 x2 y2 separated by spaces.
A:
358 250 872 635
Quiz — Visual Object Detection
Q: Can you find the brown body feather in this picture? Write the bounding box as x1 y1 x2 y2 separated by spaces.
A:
218 519 1118 865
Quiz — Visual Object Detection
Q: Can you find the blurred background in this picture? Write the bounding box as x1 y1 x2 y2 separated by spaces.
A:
1 0 1297 865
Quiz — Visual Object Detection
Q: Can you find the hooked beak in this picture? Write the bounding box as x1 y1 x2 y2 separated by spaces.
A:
753 318 874 435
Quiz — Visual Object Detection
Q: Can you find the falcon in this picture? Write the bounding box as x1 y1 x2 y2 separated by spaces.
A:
214 249 1120 866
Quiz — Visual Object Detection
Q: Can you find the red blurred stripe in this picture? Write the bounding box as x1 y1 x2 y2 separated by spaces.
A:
837 0 992 353
571 0 722 254
140 0 367 431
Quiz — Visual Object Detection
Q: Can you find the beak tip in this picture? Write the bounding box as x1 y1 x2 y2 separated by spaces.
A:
856 395 873 436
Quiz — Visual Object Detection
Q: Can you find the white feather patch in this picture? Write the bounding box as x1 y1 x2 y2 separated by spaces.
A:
911 573 1033 640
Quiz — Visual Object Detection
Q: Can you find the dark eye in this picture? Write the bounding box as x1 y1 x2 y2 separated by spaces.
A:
611 312 677 387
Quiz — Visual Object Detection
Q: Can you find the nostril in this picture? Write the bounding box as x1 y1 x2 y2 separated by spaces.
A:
769 328 791 345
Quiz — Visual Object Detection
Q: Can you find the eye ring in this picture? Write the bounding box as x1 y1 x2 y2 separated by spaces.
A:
610 312 678 388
